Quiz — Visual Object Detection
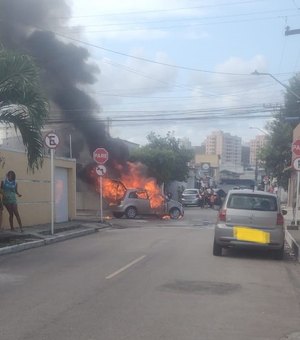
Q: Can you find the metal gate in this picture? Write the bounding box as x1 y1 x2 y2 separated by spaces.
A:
55 167 69 222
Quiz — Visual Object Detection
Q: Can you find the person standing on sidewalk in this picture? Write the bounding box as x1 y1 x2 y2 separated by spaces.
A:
1 171 23 232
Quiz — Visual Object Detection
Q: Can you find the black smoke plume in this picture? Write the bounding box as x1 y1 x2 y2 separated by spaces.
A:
0 0 129 166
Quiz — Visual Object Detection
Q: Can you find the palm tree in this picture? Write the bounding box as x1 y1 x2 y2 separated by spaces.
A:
0 47 49 170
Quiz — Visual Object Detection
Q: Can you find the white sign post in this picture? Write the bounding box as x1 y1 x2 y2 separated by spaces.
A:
45 132 60 235
96 165 107 222
93 149 108 223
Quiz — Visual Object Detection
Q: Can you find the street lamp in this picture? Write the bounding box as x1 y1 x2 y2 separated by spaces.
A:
251 70 300 101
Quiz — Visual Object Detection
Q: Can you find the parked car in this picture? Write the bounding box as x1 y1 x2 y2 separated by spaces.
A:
213 189 287 259
111 188 184 219
180 188 202 206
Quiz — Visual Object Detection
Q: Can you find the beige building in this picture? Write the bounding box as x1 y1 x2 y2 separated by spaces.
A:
249 135 266 166
0 147 76 229
205 130 242 173
193 153 220 181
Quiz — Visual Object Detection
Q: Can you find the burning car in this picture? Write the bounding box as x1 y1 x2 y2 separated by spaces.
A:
91 162 184 219
110 188 184 219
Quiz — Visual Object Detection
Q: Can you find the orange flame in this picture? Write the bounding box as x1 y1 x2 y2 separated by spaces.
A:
94 162 164 209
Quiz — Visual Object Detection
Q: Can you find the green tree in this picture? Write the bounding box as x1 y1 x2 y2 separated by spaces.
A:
0 47 49 170
130 132 194 185
259 74 300 190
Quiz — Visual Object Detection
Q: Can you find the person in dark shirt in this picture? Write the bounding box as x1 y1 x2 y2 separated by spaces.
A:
1 171 23 232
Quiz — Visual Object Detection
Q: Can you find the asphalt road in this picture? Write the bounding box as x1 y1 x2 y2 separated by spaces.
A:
1 207 300 340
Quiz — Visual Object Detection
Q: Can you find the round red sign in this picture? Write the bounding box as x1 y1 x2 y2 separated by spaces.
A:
292 140 300 156
93 148 108 164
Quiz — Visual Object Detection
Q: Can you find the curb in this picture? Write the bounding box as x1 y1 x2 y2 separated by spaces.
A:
44 228 98 245
285 229 300 262
0 225 106 256
0 239 45 256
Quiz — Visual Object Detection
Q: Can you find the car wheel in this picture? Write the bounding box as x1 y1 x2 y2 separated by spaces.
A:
273 245 284 260
125 206 137 219
213 239 222 256
113 212 124 218
169 208 181 219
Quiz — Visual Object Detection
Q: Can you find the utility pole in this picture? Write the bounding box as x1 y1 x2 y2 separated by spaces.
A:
106 117 112 135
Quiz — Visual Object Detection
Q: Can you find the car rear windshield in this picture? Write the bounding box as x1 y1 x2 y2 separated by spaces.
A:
227 194 277 211
184 190 198 194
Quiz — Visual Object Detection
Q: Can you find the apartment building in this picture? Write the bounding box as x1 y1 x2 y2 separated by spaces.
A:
205 130 242 173
249 134 266 166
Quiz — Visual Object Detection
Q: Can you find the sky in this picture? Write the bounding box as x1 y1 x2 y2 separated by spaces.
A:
63 0 300 146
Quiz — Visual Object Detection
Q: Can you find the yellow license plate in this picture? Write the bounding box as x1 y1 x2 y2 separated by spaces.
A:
233 226 270 244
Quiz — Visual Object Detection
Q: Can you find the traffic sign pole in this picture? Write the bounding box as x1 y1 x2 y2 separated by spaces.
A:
45 132 60 235
95 165 107 223
51 149 54 235
100 176 103 223
93 148 109 223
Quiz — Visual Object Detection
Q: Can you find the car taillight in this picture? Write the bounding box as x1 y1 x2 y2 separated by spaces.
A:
276 213 284 226
218 209 226 222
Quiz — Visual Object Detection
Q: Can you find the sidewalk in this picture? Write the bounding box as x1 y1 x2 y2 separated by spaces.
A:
0 213 112 256
284 206 300 262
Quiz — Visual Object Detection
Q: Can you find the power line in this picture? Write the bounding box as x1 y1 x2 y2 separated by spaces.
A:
66 0 267 19
47 105 279 121
74 14 300 35
48 102 280 114
46 113 276 125
32 24 259 76
16 19 297 77
69 8 296 29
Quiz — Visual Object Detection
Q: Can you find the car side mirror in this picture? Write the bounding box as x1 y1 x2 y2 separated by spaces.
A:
281 209 287 215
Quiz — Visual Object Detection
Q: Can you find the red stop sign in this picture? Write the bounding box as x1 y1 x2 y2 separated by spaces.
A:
93 148 108 164
292 140 300 156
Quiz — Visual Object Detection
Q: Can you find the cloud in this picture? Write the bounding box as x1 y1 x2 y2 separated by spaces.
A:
66 1 286 146
87 49 178 107
69 0 209 41
187 55 282 108
94 54 281 145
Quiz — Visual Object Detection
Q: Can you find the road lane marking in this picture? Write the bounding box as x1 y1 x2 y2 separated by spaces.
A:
105 255 146 279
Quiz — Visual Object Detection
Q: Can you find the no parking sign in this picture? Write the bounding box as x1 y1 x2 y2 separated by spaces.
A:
45 132 60 149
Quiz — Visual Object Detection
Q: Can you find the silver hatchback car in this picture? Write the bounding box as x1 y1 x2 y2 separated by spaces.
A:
213 189 287 259
111 188 184 219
